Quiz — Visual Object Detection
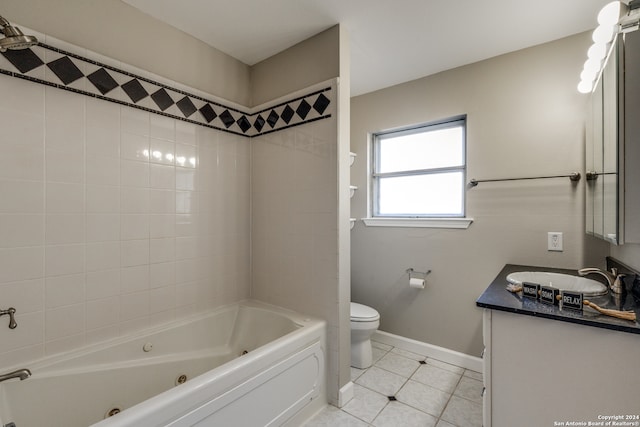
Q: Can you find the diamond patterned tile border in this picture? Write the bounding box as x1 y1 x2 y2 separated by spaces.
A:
0 42 332 138
87 68 119 95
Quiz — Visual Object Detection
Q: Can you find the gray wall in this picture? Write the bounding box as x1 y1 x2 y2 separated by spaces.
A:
0 0 252 105
350 32 610 357
612 245 640 270
251 26 340 106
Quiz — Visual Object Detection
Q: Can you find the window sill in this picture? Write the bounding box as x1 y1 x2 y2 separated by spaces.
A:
362 217 473 229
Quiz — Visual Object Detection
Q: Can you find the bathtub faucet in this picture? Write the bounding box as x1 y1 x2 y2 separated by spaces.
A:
0 368 31 383
0 307 17 329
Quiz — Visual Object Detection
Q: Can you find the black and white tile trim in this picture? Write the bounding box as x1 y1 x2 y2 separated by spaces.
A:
0 42 332 137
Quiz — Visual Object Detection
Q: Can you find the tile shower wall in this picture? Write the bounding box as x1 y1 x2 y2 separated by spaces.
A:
0 72 251 368
251 95 339 401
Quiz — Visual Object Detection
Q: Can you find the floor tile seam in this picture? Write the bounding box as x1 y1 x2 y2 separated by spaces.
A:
371 362 419 379
407 375 460 395
391 392 449 421
343 403 386 427
451 370 484 404
373 348 420 373
371 351 391 365
364 399 392 427
371 344 393 354
437 387 458 425
352 379 401 400
461 372 484 382
459 374 484 384
424 358 465 373
377 353 424 370
351 370 366 381
411 362 466 389
345 378 390 422
450 390 483 406
394 377 453 420
386 347 427 361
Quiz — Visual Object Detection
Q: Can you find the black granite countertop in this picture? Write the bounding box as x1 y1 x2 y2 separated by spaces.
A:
476 263 640 335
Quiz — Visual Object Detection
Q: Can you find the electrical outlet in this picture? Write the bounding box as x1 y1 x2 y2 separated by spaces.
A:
548 232 563 252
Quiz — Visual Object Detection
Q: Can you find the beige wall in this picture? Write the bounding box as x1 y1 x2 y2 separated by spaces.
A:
350 32 610 357
0 0 252 106
612 244 640 270
251 26 340 106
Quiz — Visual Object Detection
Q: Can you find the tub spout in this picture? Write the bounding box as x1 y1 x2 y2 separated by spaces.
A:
0 368 31 383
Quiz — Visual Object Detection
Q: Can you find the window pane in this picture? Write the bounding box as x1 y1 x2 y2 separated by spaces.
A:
378 172 464 216
378 126 464 173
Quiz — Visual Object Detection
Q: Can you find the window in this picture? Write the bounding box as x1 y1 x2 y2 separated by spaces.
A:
368 116 470 227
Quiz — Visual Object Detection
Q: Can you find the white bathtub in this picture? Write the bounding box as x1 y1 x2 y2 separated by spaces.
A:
0 300 326 427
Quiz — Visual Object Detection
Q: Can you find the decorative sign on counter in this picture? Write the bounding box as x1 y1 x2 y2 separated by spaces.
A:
560 290 583 312
522 282 540 300
539 286 559 305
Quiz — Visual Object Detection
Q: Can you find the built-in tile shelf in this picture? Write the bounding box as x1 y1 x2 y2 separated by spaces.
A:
349 152 357 230
349 185 358 198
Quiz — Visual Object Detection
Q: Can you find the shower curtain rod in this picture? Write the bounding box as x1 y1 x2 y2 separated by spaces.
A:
468 172 581 187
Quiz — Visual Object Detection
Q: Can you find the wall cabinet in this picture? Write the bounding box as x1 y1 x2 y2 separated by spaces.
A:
586 30 640 244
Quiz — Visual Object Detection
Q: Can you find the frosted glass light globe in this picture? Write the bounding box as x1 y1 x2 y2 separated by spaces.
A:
587 43 607 61
578 80 593 94
597 1 625 27
583 58 602 75
592 25 615 44
580 67 598 83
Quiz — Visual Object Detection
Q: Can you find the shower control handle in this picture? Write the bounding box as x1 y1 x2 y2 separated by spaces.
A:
0 307 17 329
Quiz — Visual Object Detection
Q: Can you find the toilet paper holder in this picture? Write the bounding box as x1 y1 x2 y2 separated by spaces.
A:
406 268 431 278
406 268 430 289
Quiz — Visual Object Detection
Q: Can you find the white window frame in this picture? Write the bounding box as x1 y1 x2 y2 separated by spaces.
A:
364 116 473 229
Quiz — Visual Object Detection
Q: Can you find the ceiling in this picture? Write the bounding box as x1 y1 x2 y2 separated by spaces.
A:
122 0 610 97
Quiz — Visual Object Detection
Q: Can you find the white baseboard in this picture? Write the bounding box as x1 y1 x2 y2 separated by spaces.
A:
337 381 354 407
372 330 483 373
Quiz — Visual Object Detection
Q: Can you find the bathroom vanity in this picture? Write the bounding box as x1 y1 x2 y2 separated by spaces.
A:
477 263 640 427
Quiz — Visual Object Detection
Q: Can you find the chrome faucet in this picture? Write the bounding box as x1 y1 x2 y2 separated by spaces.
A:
578 267 626 293
0 368 31 383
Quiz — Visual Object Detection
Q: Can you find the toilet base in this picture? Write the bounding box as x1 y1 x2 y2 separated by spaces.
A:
351 339 373 369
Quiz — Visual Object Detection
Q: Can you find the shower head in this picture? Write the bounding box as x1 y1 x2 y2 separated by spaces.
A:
0 15 38 52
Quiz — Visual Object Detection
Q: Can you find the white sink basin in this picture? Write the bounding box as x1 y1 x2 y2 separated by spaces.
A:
506 271 608 297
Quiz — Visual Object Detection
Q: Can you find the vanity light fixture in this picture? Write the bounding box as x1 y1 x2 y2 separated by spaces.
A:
578 1 630 93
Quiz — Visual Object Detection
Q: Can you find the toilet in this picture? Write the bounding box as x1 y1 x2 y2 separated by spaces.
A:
350 302 380 369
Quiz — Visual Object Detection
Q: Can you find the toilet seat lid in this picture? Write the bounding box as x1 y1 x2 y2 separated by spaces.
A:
351 302 380 321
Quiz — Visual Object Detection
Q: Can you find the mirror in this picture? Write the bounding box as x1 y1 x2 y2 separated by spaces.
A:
586 30 640 245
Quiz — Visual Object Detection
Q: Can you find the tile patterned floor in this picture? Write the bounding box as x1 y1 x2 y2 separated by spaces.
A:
304 341 483 427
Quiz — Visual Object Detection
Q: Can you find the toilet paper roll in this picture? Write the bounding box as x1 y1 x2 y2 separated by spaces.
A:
409 277 425 289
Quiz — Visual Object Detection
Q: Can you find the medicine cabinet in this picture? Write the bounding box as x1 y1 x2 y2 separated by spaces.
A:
586 30 640 245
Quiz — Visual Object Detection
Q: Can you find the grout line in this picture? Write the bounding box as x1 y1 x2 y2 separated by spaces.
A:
339 343 482 427
435 372 466 426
